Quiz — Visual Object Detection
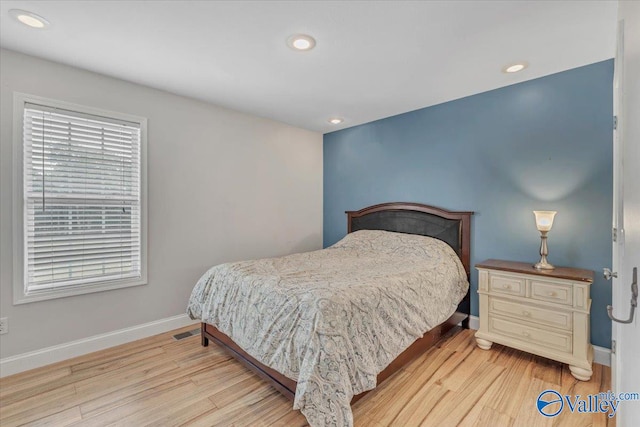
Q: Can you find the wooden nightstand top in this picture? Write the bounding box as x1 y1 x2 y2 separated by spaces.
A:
475 259 594 283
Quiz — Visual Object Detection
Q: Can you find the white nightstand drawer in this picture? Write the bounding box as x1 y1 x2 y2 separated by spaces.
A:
489 316 572 353
489 297 572 330
531 280 573 306
489 274 525 297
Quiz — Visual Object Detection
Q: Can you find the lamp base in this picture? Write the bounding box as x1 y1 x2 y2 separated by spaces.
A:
534 261 555 270
535 233 554 270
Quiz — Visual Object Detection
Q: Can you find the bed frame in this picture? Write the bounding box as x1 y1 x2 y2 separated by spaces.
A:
201 202 473 404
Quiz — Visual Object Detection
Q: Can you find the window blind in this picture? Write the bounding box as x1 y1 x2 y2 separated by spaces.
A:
23 103 142 292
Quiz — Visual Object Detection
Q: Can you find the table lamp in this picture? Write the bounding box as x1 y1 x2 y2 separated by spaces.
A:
533 210 557 270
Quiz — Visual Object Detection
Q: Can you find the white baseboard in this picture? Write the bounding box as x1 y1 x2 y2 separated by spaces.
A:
1 312 611 378
466 315 610 367
469 314 480 330
0 314 198 378
593 345 611 367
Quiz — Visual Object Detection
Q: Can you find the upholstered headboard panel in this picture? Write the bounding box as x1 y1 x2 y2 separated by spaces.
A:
350 210 461 255
346 202 473 276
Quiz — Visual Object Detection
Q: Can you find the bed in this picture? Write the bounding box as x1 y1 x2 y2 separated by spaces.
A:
187 202 473 426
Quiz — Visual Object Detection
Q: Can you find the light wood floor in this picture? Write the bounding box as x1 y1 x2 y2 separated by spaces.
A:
0 326 613 427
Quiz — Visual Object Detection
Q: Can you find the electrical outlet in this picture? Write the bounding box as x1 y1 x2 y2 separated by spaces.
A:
0 317 8 335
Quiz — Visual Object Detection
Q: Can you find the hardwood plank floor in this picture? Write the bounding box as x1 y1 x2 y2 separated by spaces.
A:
0 326 614 426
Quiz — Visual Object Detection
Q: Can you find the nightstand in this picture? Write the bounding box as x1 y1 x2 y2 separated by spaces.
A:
475 259 594 381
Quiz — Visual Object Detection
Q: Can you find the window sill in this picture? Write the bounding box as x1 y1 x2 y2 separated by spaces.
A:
13 277 148 305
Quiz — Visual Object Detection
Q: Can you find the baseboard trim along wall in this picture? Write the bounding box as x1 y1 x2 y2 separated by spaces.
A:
0 314 198 378
467 315 611 367
0 313 609 377
468 314 480 330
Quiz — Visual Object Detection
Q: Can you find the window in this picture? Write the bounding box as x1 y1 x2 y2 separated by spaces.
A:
14 94 147 303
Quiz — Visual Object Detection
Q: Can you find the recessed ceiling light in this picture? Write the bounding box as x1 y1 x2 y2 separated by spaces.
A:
287 34 316 51
502 62 528 73
9 9 49 29
328 118 343 125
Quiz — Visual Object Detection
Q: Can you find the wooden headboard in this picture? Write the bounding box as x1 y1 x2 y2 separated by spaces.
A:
346 202 473 276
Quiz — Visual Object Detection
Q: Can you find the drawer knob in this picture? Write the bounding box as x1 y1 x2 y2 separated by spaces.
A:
548 291 557 297
522 331 530 337
523 311 531 317
503 284 511 290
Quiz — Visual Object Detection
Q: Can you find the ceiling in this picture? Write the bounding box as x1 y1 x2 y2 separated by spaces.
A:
0 1 618 133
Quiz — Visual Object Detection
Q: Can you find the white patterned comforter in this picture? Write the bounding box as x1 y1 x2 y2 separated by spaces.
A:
186 230 469 427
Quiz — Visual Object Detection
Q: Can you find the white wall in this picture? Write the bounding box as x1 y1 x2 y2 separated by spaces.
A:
0 48 323 359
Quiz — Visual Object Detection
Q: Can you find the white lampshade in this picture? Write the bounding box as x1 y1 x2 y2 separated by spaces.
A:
533 211 557 232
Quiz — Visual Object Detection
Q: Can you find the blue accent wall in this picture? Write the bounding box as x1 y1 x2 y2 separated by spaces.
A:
323 60 613 348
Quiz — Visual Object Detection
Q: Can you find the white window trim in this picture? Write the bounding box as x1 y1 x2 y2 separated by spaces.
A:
12 93 148 304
